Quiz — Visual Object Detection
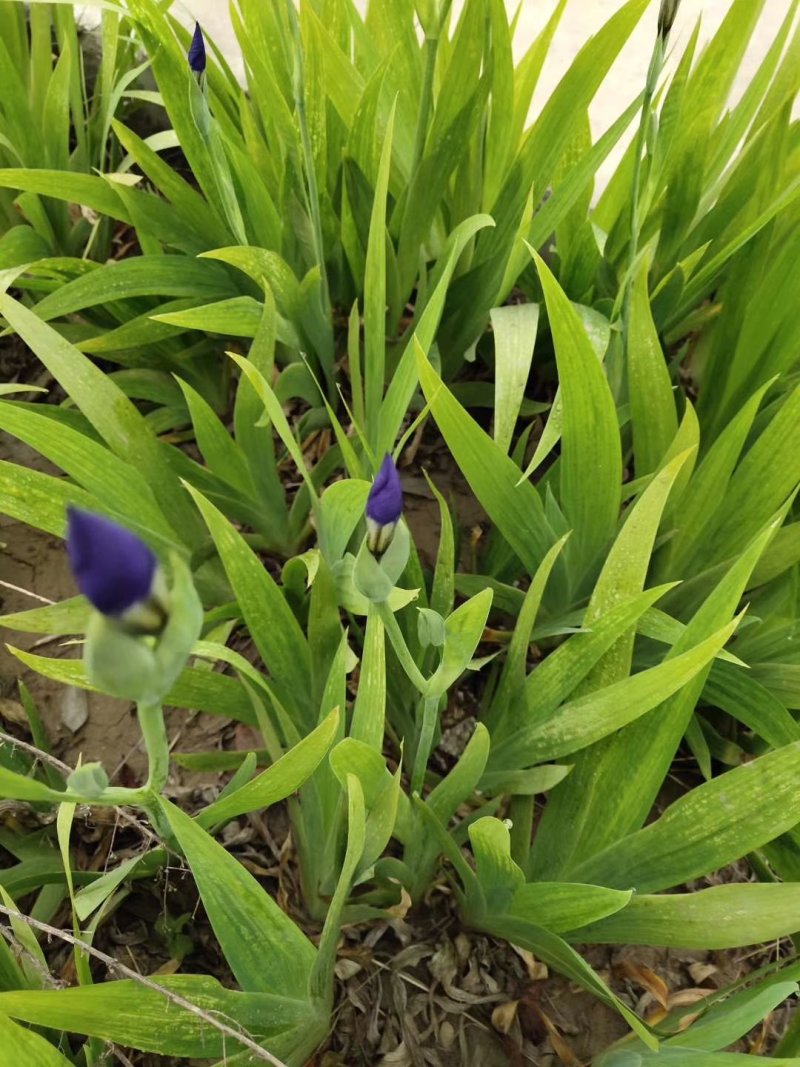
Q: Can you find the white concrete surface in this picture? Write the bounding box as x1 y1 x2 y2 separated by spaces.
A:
173 1 795 187
521 0 795 186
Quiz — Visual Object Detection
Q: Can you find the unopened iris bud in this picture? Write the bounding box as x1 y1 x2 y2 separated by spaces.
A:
366 454 403 554
188 22 206 74
67 507 167 634
657 0 680 39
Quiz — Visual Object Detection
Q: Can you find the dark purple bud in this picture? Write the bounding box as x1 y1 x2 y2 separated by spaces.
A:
367 454 403 526
366 454 403 554
67 507 157 617
188 22 206 74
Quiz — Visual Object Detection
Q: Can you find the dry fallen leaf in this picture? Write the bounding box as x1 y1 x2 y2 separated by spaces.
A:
667 987 715 1010
688 961 718 985
491 1000 519 1034
438 1021 456 1049
615 960 670 1009
454 932 471 963
530 1004 580 1067
511 944 548 981
378 1041 412 1066
152 959 182 977
386 883 412 920
0 698 27 727
335 958 363 980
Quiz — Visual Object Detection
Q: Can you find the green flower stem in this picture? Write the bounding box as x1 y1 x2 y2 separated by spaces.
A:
411 695 440 795
376 600 431 697
66 703 173 838
138 701 170 793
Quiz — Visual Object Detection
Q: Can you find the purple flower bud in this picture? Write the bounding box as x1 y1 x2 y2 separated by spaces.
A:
67 507 158 618
367 455 403 525
188 22 206 74
366 455 403 554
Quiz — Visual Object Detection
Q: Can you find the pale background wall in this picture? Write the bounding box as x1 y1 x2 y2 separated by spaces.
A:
174 1 794 187
91 0 793 188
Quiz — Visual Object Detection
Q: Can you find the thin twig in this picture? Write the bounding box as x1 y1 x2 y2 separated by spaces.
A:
0 727 71 774
106 1046 136 1067
0 579 54 604
0 728 159 846
0 904 289 1067
0 921 60 988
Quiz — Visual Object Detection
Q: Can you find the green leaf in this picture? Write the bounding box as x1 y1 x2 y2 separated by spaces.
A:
31 257 233 321
573 740 800 892
527 94 642 251
350 609 386 751
310 774 366 1002
488 536 569 733
0 169 131 223
599 1052 800 1066
532 452 693 874
693 384 800 569
480 764 571 797
0 978 306 1058
517 304 612 482
175 378 253 495
627 258 679 477
0 596 90 636
160 798 316 998
185 484 312 723
495 615 739 766
0 401 179 549
318 479 370 566
0 1011 75 1066
533 251 621 580
74 850 165 923
468 817 525 911
364 102 395 449
395 78 489 300
199 246 300 320
378 213 494 458
0 292 200 546
0 768 65 804
491 303 539 455
572 885 800 950
195 709 339 828
662 979 798 1051
533 511 786 879
704 662 800 749
661 379 774 577
493 584 676 756
149 294 258 332
329 739 403 873
427 589 493 696
404 722 491 898
112 118 231 248
9 648 257 724
228 352 318 505
424 472 455 621
417 341 554 575
509 880 632 934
